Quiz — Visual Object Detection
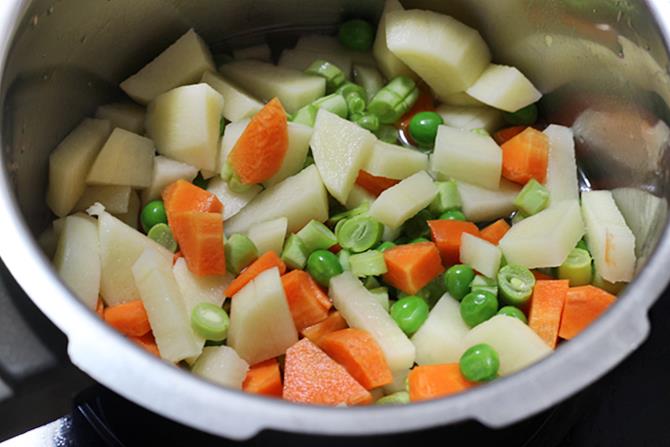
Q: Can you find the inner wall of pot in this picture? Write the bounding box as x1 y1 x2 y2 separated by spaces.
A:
2 0 669 268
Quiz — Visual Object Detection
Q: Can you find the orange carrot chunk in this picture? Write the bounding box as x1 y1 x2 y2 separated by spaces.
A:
228 98 289 184
501 127 549 185
383 242 445 295
528 280 569 349
225 251 287 297
558 285 616 340
427 220 480 266
493 126 527 145
162 179 223 223
355 170 400 197
169 211 227 276
301 311 349 345
281 270 332 332
243 358 283 397
408 364 473 402
479 219 511 245
129 332 160 357
283 338 372 406
320 328 393 390
104 300 151 337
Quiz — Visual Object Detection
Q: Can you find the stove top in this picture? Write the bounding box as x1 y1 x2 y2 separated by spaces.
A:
1 259 669 446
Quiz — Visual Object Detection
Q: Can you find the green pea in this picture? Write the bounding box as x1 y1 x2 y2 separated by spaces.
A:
408 111 444 146
445 264 475 301
191 302 230 341
503 103 538 126
390 295 429 335
439 210 466 221
307 249 343 287
140 200 168 233
338 19 375 52
497 306 528 324
460 290 498 327
459 343 499 382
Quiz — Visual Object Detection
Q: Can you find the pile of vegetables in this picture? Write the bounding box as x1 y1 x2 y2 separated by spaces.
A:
44 0 637 406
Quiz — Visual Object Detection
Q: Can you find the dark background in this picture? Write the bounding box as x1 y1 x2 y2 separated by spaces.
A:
0 258 668 447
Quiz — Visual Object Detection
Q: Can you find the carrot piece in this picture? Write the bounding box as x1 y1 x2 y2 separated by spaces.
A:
397 88 435 143
383 242 445 295
162 179 223 223
228 98 288 184
129 333 160 357
95 297 105 318
532 270 554 281
355 170 400 197
501 127 549 185
104 300 151 337
170 211 227 276
281 270 331 332
479 219 510 245
225 251 287 297
243 358 283 397
427 220 480 266
493 126 527 145
320 328 392 390
301 311 349 345
558 285 616 340
408 364 473 402
528 280 569 349
283 338 372 405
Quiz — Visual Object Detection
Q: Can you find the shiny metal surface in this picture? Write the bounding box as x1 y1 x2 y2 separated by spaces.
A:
0 0 670 439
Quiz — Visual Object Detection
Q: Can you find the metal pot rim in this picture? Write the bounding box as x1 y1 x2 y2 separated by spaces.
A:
1 0 670 440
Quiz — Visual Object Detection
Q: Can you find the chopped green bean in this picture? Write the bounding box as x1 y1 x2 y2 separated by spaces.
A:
429 180 462 214
225 234 258 274
375 124 398 144
470 274 498 296
558 248 592 286
336 215 383 253
349 250 387 277
368 76 419 124
338 249 351 271
147 223 178 252
497 264 535 306
281 234 309 270
514 179 549 215
327 202 369 227
352 113 380 132
337 82 367 115
296 220 337 254
305 59 347 93
292 104 318 127
376 391 410 405
312 93 349 118
191 302 230 341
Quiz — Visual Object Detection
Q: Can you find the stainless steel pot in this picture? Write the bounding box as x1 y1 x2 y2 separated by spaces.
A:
1 0 670 440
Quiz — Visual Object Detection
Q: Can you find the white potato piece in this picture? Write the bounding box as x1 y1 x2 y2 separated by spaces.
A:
436 104 504 133
219 119 250 168
386 9 490 98
207 177 262 221
612 187 667 260
146 83 224 172
441 91 483 107
38 227 58 259
363 140 428 180
460 233 502 278
113 190 141 230
228 268 298 365
466 64 542 113
499 200 585 268
432 125 502 190
310 109 376 203
200 71 263 122
247 217 288 255
132 247 201 363
86 128 154 188
96 210 173 306
383 369 410 394
233 44 272 62
95 102 146 134
173 258 232 361
369 171 437 229
47 118 113 217
353 64 384 101
544 125 579 206
225 165 329 234
120 29 215 104
411 294 469 365
457 180 521 222
220 60 325 113
581 190 636 282
461 315 551 376
294 34 376 67
330 272 415 371
278 49 352 79
373 0 416 80
141 155 198 204
264 123 313 187
53 214 100 310
75 186 131 214
346 185 375 210
191 346 249 389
